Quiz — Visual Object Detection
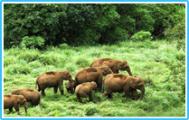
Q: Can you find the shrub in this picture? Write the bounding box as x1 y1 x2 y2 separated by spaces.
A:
20 36 45 49
59 43 70 49
130 31 152 41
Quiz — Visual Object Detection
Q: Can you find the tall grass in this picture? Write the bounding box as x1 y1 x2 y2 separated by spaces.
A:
4 40 185 117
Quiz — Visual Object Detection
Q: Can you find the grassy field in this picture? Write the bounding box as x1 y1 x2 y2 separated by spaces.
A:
4 40 185 117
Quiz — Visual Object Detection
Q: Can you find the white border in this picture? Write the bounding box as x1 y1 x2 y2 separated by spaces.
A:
2 2 188 119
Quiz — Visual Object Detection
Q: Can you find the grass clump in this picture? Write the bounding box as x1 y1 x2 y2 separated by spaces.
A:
75 58 90 68
85 107 99 116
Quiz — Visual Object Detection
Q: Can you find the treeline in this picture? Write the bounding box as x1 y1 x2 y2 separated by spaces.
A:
4 4 185 48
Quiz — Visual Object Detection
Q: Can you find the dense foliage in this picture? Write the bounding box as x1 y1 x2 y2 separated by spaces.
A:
4 4 185 48
4 40 185 117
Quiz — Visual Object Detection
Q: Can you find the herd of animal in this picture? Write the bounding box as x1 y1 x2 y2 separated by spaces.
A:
4 58 145 115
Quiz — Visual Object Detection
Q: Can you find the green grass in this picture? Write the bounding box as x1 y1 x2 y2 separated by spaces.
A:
4 40 185 117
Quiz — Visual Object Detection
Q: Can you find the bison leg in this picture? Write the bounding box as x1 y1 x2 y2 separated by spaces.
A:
24 102 28 114
59 88 64 95
107 93 112 99
97 75 103 91
66 88 70 93
139 85 145 99
58 81 64 95
54 86 58 94
129 89 139 100
71 89 74 94
76 94 82 103
8 107 13 113
68 88 74 94
123 85 130 98
41 89 46 96
104 90 112 99
88 92 93 101
14 103 20 115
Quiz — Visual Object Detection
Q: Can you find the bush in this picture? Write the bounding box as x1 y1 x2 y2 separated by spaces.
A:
59 43 70 49
130 31 152 41
20 36 45 49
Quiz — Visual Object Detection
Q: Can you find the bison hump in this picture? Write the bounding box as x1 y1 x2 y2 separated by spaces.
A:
26 89 34 92
101 58 112 61
46 71 56 75
86 68 97 72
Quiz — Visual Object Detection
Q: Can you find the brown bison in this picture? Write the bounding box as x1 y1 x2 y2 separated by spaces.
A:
12 89 40 106
36 71 73 96
75 66 112 91
104 74 145 100
4 95 27 114
90 58 132 75
75 81 97 103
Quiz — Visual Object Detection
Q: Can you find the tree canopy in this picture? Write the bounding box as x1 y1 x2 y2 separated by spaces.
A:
4 4 185 48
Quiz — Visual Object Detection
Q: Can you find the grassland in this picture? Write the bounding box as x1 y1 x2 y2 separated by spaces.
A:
4 40 185 117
